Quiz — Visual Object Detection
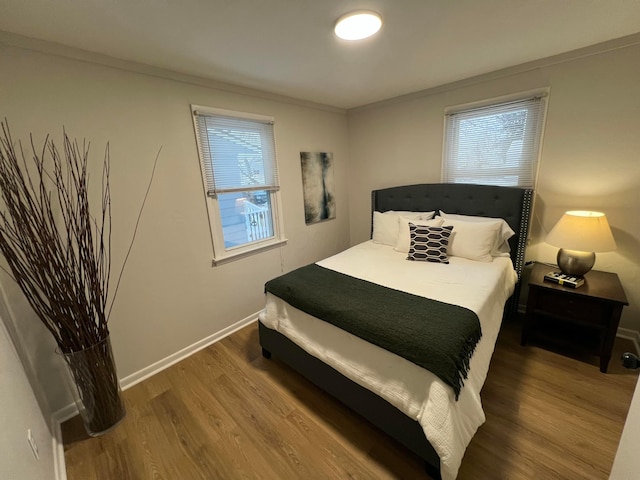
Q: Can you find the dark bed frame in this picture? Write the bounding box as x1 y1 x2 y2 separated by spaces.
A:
259 183 533 478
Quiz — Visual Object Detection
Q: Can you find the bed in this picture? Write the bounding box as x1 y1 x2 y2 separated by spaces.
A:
258 183 533 479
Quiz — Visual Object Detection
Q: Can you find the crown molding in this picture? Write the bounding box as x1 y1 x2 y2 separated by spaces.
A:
3 29 639 115
349 32 640 113
0 30 346 115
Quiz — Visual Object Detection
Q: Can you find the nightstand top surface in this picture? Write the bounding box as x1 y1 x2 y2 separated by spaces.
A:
529 262 628 305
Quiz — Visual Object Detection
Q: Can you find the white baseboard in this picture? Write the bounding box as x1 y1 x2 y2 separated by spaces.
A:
119 311 259 390
51 311 261 480
617 327 640 356
51 414 67 480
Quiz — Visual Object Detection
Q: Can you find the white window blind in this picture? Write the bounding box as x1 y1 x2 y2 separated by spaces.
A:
194 111 279 197
443 96 545 188
192 106 286 264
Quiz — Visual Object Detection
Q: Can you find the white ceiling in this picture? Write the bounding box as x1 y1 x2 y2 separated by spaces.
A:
2 0 640 109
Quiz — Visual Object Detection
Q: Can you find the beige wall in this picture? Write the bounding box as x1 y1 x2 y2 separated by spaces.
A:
0 42 351 414
347 41 640 331
0 303 55 480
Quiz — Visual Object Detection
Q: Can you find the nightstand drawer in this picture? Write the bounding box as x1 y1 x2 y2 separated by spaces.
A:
535 289 607 326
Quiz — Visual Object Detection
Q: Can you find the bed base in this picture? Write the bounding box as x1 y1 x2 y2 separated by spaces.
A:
259 321 442 479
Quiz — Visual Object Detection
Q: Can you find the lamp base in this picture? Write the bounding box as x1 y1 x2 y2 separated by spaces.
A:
557 248 595 277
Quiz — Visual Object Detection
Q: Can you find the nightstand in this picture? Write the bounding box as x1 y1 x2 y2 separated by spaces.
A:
521 262 628 372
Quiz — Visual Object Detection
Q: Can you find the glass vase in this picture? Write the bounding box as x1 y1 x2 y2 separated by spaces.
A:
60 336 126 436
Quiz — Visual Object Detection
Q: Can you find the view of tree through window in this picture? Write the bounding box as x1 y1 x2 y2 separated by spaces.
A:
444 96 545 188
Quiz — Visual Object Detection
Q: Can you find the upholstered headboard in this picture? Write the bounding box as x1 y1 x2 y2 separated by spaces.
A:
371 183 534 279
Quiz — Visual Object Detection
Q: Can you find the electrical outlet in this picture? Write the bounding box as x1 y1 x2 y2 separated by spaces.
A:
27 429 39 460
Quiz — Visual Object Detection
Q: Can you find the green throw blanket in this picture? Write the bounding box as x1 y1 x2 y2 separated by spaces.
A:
265 264 482 400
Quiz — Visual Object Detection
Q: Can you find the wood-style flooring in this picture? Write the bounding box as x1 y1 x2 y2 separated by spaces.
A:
63 318 639 479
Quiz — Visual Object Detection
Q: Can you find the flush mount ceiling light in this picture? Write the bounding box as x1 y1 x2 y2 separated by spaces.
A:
334 11 382 40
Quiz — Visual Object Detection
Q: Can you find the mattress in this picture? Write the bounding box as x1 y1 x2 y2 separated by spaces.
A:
259 240 517 480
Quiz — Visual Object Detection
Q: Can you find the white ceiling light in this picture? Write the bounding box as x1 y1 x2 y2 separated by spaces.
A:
334 11 382 40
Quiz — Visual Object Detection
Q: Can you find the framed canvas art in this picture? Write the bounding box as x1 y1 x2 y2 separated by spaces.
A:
300 152 335 224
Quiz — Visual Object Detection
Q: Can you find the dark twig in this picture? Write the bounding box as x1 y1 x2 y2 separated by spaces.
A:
107 145 161 320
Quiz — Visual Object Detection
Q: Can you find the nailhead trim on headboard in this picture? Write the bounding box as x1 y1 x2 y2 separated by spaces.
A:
514 188 533 279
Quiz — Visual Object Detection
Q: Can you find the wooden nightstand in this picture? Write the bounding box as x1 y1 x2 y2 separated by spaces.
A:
521 262 628 372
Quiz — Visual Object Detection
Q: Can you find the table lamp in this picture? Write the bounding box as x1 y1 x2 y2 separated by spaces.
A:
545 210 616 277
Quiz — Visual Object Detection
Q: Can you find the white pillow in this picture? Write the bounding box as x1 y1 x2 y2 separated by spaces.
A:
372 211 435 246
384 210 435 220
439 211 515 257
395 216 444 253
439 218 503 262
401 210 435 219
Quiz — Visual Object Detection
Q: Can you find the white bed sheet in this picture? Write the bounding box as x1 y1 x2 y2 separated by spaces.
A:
259 240 517 480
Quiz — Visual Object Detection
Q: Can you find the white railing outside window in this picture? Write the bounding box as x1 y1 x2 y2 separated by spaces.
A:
243 199 272 243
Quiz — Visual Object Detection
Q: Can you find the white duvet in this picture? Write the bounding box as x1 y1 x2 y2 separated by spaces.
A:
259 241 517 480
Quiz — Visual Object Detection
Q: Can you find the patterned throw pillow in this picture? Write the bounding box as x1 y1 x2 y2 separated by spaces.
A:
407 224 453 263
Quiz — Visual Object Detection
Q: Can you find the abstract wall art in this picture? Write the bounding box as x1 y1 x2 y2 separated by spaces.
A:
300 152 335 224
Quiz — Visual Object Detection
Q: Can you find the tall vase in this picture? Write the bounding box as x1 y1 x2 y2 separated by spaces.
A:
61 336 126 436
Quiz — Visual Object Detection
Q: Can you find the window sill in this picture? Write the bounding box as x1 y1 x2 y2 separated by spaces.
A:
211 238 288 267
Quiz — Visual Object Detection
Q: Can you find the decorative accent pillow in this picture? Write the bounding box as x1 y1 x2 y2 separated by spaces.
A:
438 217 503 262
372 210 435 246
407 224 453 263
439 211 515 257
395 216 444 253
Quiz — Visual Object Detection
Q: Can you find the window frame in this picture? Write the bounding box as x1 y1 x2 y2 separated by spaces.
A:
191 105 287 265
441 89 549 188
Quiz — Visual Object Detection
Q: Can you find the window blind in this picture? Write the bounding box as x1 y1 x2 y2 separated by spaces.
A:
194 111 279 197
443 96 545 188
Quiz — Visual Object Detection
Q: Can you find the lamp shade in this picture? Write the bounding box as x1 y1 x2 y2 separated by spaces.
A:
546 211 617 253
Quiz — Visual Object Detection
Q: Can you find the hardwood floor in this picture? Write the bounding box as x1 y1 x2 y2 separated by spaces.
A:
63 319 639 479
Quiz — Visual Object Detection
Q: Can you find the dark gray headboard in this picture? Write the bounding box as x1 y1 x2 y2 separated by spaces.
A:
371 183 534 279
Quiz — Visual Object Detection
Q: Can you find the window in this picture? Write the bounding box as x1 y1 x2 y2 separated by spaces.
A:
192 106 285 264
443 94 547 188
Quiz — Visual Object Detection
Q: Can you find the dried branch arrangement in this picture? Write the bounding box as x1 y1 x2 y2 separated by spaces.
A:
0 120 112 352
0 119 143 434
